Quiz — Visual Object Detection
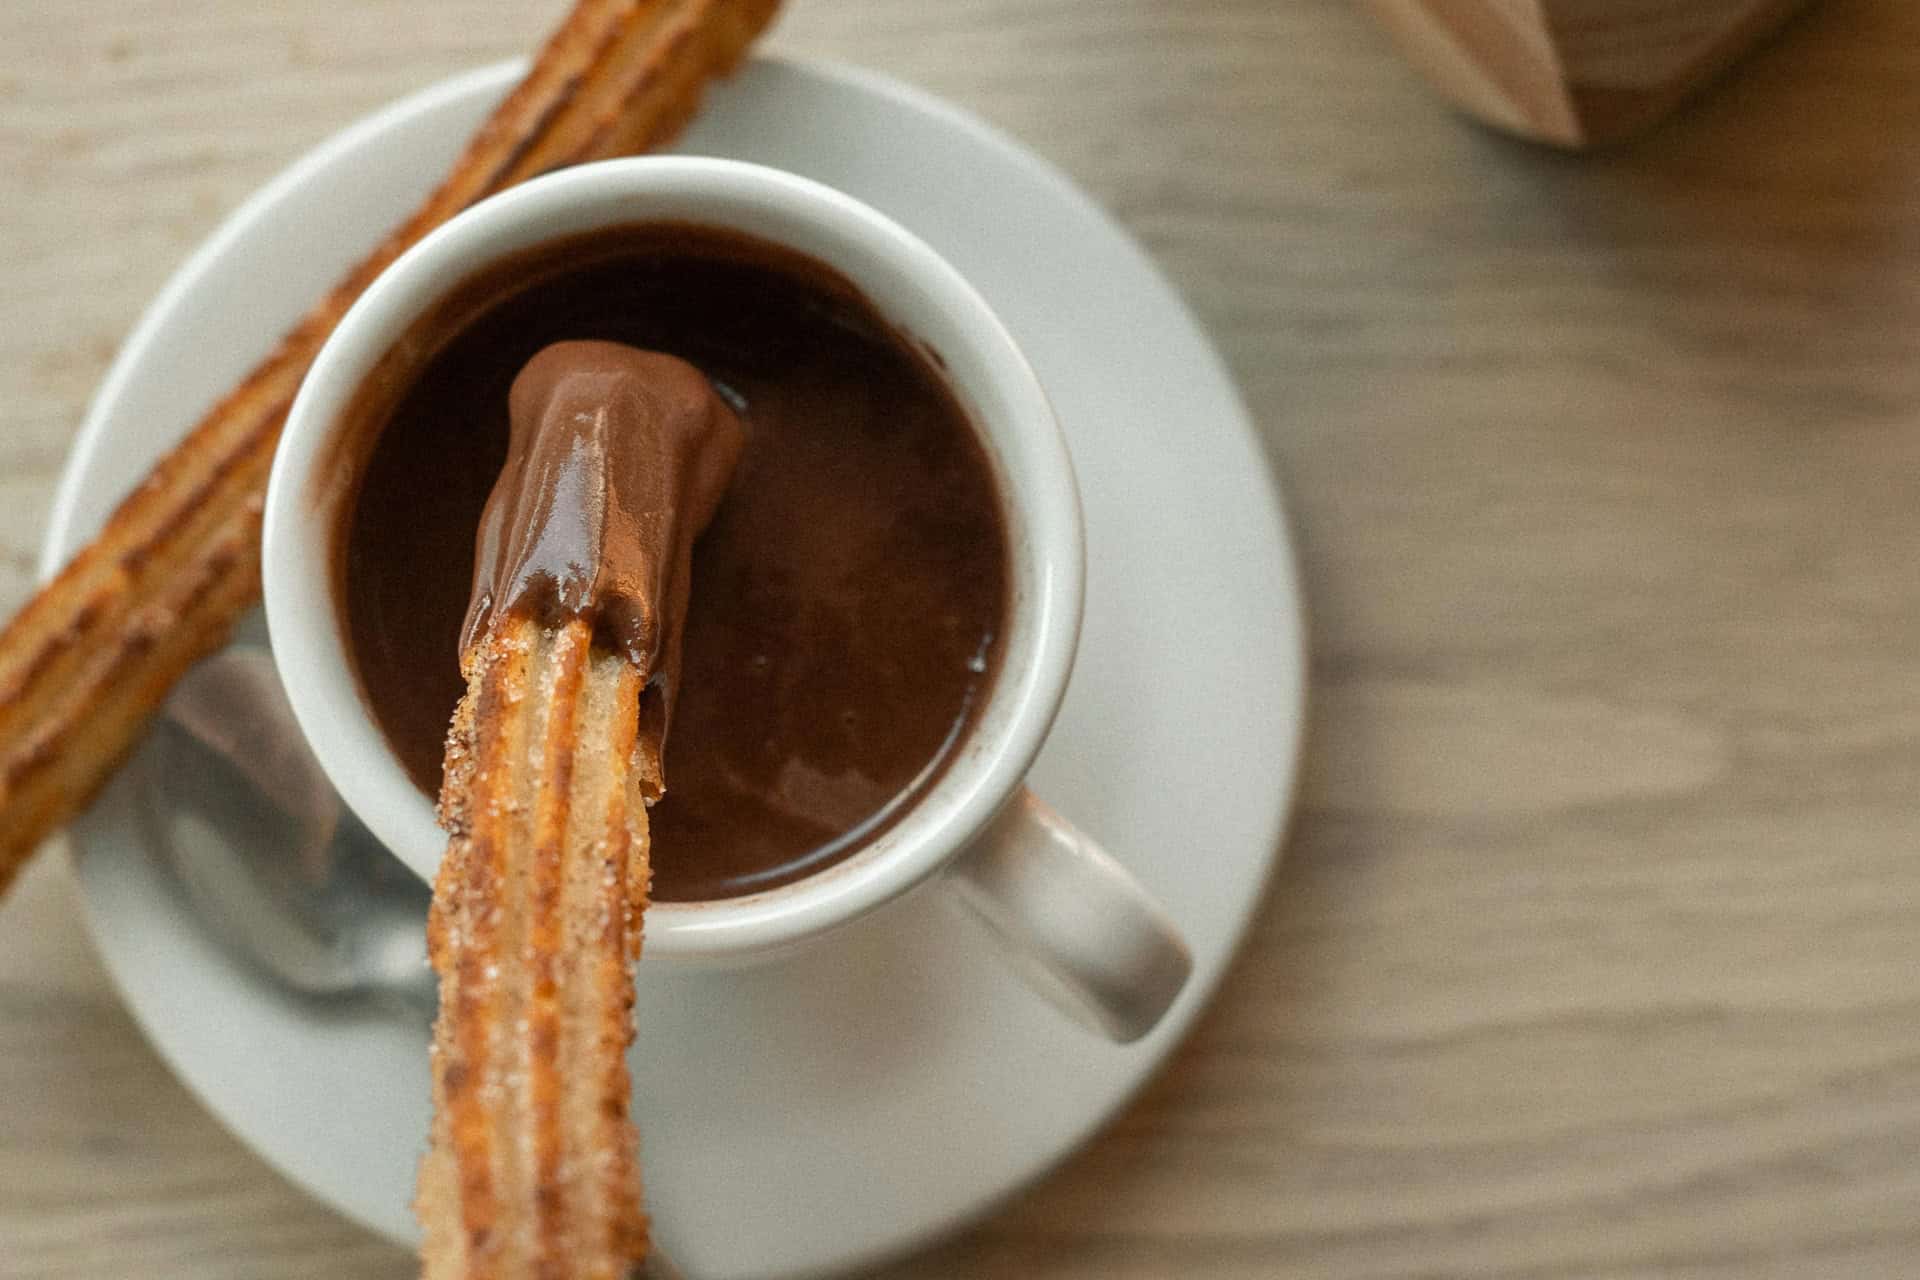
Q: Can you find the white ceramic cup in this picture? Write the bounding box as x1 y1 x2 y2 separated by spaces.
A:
263 157 1191 1042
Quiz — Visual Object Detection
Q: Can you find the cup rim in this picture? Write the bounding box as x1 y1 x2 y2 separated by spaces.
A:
262 156 1084 960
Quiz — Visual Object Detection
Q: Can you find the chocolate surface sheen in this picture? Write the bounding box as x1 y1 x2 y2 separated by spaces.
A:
462 340 744 745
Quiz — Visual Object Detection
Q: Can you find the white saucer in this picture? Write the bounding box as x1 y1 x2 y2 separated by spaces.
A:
40 57 1305 1279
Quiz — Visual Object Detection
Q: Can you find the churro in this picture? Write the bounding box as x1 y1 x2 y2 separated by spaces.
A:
0 0 780 888
415 341 743 1277
418 615 655 1278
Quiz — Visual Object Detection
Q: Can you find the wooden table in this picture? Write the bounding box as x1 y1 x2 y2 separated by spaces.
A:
7 1 1920 1275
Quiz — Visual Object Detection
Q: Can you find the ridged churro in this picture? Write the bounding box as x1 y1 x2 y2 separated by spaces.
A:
0 0 780 889
415 341 744 1277
419 615 655 1279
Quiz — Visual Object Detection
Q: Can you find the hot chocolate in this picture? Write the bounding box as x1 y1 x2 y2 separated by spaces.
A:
336 223 1010 901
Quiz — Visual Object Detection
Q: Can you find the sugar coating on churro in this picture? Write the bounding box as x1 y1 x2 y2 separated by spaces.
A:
420 616 652 1279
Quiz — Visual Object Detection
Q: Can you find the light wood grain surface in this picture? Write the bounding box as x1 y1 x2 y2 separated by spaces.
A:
6 1 1920 1276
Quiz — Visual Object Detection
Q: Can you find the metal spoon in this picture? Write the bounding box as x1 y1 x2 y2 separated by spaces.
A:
138 642 438 1014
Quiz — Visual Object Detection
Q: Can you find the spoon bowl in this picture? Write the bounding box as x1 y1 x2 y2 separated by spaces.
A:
139 637 436 1013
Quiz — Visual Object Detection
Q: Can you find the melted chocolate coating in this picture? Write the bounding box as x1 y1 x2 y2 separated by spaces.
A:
463 341 743 752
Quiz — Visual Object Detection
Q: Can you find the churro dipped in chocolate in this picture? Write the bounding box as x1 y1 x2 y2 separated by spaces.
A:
418 343 742 1279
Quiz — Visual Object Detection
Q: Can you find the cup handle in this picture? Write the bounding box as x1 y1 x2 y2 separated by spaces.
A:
943 789 1192 1043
